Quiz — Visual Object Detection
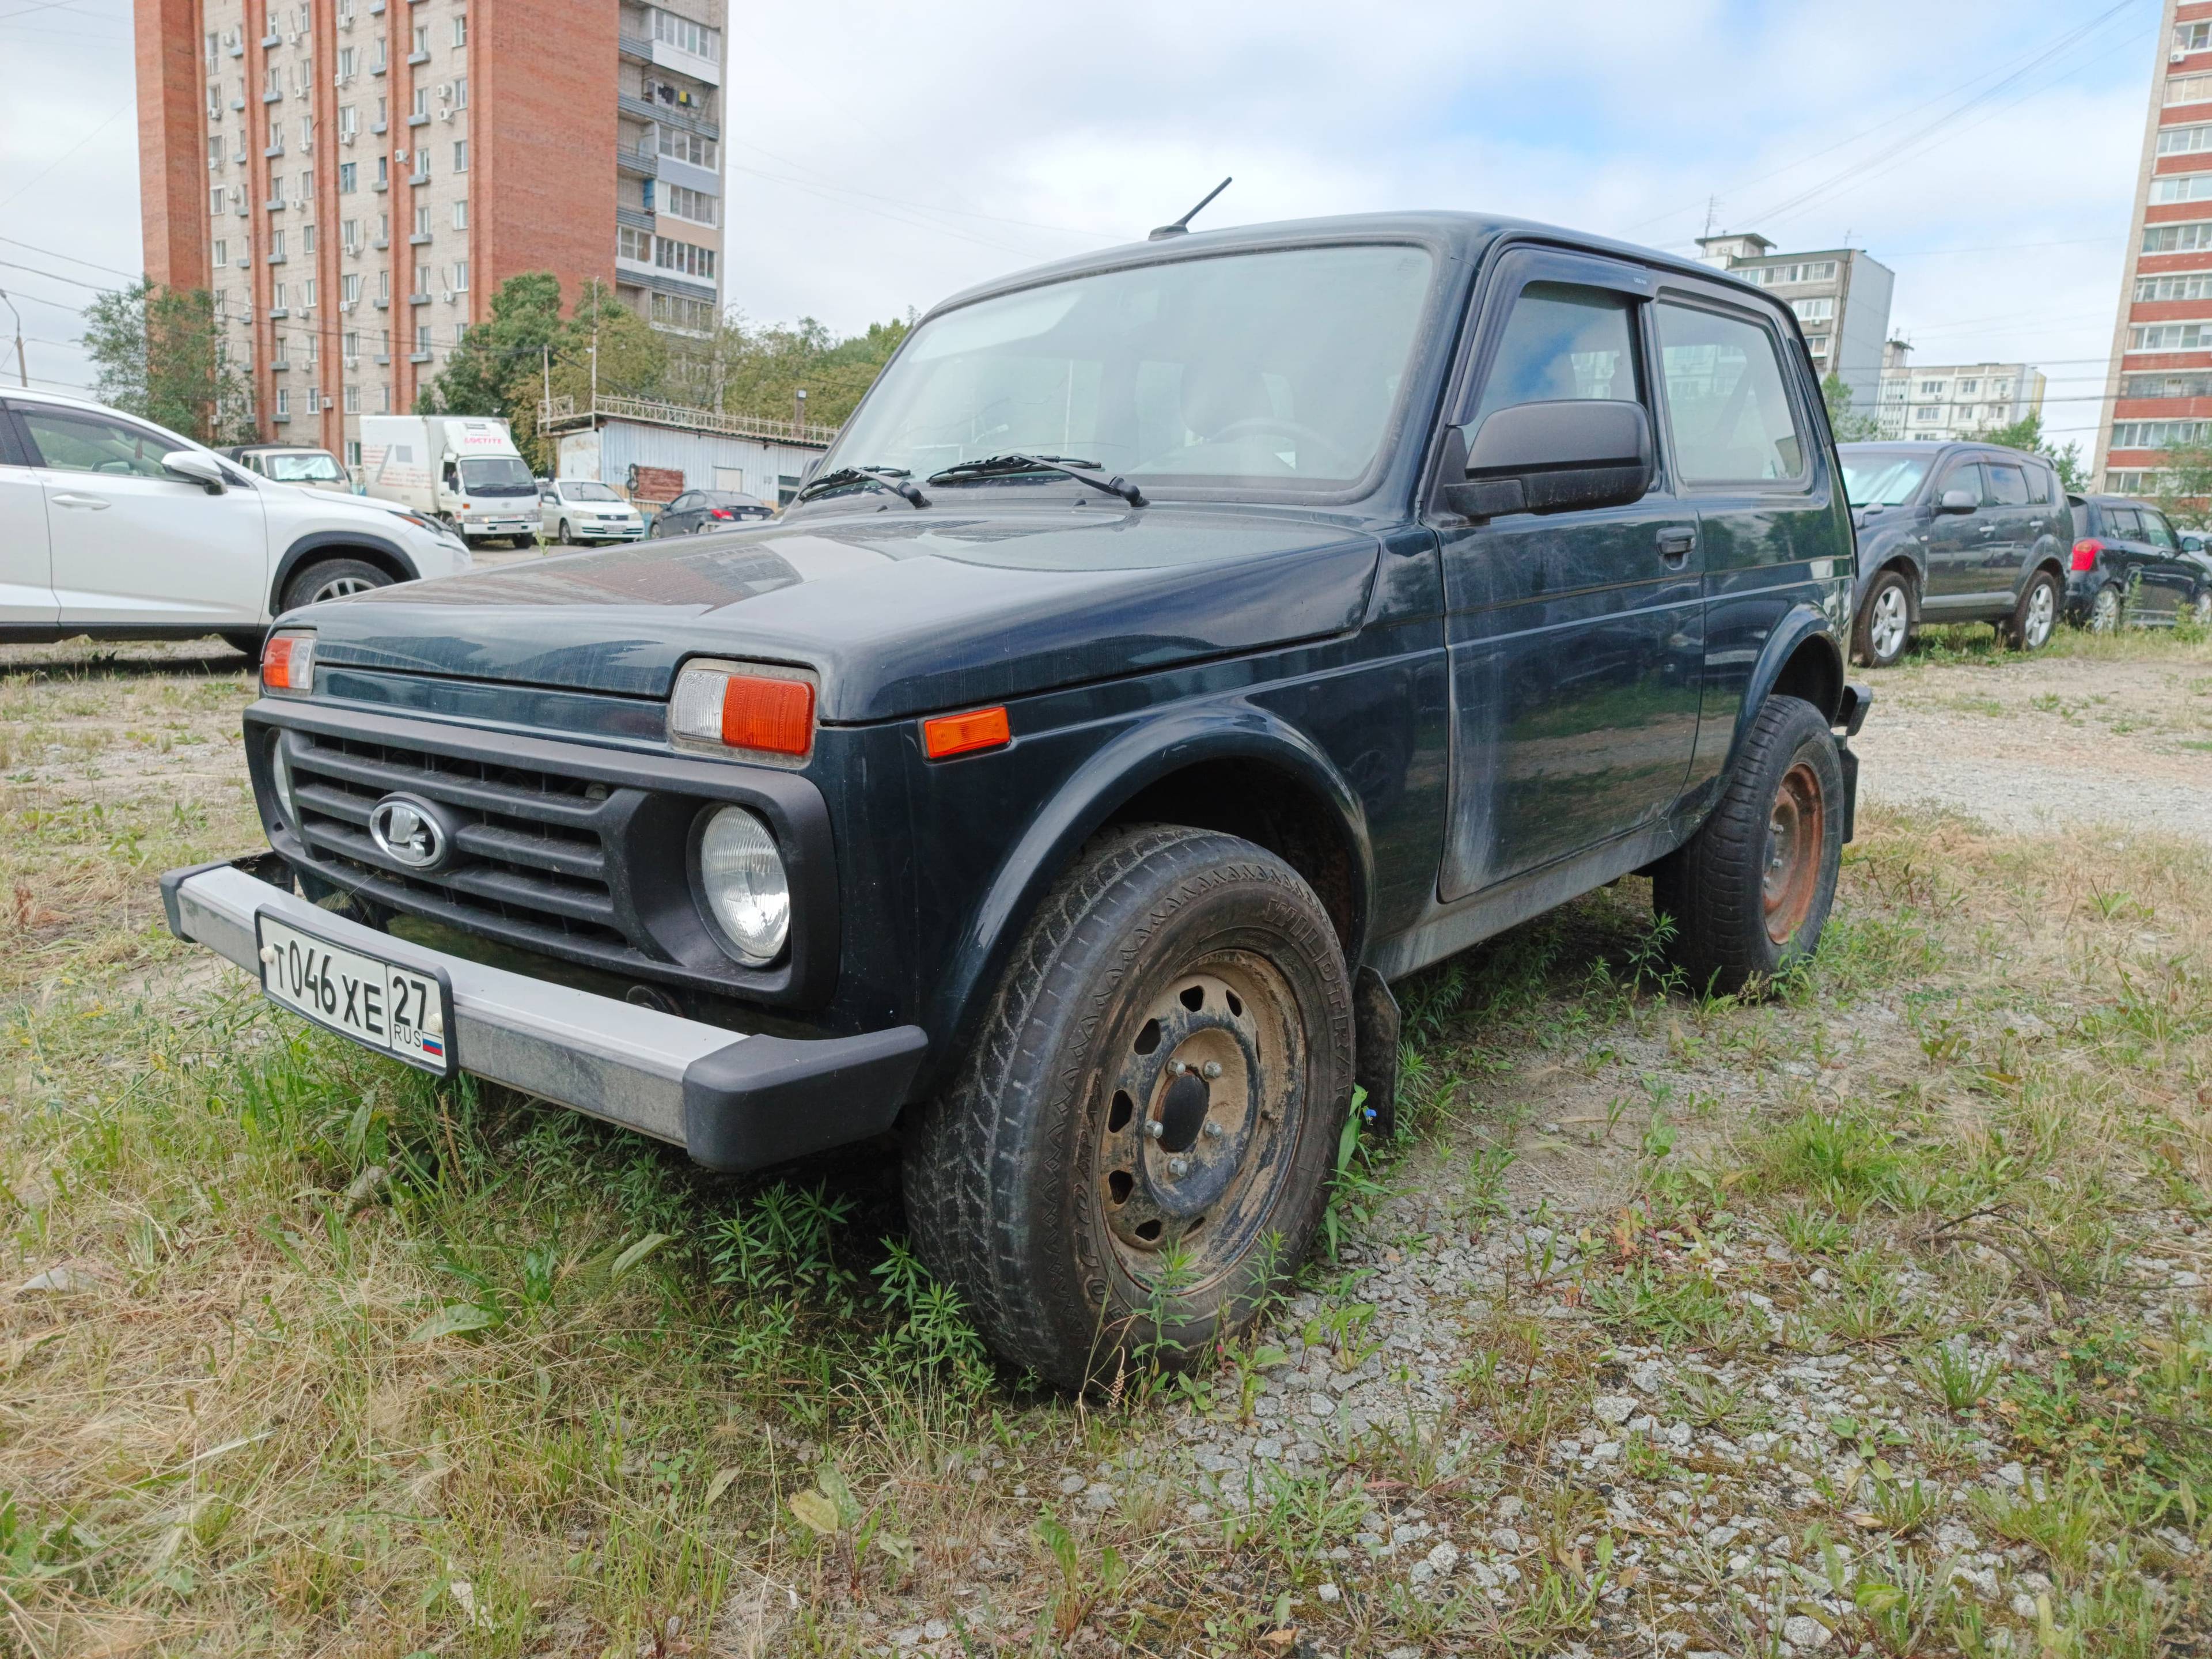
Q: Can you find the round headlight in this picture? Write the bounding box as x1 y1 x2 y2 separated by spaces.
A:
698 807 789 964
270 736 300 827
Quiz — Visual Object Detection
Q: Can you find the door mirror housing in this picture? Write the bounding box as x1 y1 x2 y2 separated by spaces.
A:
1936 488 1977 514
162 450 227 495
1444 399 1654 520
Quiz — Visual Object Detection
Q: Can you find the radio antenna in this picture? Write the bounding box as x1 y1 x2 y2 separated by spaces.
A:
1148 177 1232 241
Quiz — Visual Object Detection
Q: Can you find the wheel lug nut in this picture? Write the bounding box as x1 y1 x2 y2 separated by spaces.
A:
1145 1121 1164 1140
1168 1156 1190 1177
1165 1059 1186 1075
1203 1122 1225 1139
1202 1061 1222 1080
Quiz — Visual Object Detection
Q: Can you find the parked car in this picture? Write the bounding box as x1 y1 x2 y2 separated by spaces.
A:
540 479 646 545
162 210 1869 1387
2066 494 2212 630
649 489 773 537
1840 440 2072 667
0 388 471 652
221 444 353 494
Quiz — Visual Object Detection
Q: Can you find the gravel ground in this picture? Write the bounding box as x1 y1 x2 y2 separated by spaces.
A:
1851 652 2212 843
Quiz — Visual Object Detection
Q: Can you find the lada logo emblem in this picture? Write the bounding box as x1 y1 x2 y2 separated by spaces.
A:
369 794 449 870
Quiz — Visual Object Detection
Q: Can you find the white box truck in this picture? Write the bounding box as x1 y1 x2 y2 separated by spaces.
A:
358 415 539 548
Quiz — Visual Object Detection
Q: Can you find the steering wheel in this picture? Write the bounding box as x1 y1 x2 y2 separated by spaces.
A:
1207 416 1356 474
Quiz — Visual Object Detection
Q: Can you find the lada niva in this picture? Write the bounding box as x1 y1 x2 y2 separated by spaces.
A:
163 211 1869 1387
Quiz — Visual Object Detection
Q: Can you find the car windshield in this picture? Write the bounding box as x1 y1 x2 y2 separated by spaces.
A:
562 481 622 502
1842 452 1931 507
459 456 536 495
267 451 344 482
708 493 762 508
824 243 1437 495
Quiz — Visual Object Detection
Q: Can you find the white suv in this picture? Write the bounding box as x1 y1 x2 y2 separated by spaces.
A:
0 388 470 652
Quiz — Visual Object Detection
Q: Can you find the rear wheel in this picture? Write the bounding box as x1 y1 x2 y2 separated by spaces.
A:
1853 570 1914 668
280 557 391 611
904 825 1354 1390
2089 583 2124 634
2005 569 2061 651
1653 695 1843 996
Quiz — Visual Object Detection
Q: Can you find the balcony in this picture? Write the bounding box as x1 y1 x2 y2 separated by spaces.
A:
616 204 654 233
618 92 717 139
616 146 658 179
617 31 649 60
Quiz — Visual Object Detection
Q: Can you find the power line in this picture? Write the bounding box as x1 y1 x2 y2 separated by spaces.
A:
0 97 132 213
0 236 139 282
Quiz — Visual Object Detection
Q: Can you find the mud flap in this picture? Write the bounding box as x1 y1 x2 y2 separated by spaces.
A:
1353 965 1400 1141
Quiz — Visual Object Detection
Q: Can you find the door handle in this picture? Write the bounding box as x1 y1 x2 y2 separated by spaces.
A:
1976 524 1997 536
1656 527 1696 562
50 493 111 510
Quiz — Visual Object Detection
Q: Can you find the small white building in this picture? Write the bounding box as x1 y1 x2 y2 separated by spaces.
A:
539 393 835 509
1876 351 2046 442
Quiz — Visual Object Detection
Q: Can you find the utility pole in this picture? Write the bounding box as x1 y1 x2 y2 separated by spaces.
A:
0 287 24 387
794 386 806 434
589 324 599 432
541 341 551 416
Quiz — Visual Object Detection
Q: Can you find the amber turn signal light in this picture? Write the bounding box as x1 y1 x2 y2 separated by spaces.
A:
922 705 1010 760
669 662 816 759
260 630 316 695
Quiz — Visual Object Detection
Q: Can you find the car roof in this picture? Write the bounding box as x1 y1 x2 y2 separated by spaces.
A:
920 209 1789 323
0 385 106 411
1838 440 2046 463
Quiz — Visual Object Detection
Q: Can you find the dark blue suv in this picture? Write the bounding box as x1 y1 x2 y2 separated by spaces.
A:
164 212 1869 1386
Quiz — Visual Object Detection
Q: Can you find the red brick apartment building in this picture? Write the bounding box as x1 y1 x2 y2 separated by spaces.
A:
2097 0 2212 491
135 0 730 464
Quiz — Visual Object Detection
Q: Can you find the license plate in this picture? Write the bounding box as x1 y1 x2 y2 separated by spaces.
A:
256 911 456 1075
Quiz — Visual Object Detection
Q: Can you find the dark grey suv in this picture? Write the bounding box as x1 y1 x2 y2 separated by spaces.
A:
2067 494 2212 631
1841 441 2071 666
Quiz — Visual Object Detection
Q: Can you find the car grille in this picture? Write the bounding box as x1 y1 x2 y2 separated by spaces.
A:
282 728 645 962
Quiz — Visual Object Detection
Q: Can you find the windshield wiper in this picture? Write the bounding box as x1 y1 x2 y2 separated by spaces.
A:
926 453 1147 509
794 465 930 509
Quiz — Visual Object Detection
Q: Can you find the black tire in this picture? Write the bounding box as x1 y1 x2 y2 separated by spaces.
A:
2003 568 2062 652
280 557 392 612
218 629 264 657
1652 695 1844 997
904 825 1355 1390
556 519 575 546
1851 568 1914 668
2088 582 2124 634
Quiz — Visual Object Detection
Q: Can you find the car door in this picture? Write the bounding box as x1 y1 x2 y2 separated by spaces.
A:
2096 506 2160 619
539 486 562 537
17 404 272 628
658 492 692 536
0 404 58 625
1980 459 2037 598
2134 506 2195 619
1435 249 1705 900
1919 459 1986 607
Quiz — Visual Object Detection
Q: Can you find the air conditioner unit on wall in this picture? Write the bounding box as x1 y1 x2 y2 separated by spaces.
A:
437 108 451 120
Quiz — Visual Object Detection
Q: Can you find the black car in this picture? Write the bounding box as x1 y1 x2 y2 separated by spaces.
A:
2066 494 2212 631
163 210 1869 1387
1840 441 2071 666
649 489 773 537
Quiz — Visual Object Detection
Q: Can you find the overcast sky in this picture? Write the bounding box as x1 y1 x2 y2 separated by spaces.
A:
0 0 2162 450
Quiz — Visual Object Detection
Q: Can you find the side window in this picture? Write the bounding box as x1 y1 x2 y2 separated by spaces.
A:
1469 281 1638 431
0 408 28 468
1937 461 1983 506
670 493 696 512
2105 506 2143 540
18 409 176 479
1986 464 2030 507
2024 465 2053 505
2142 510 2180 550
1653 302 1805 484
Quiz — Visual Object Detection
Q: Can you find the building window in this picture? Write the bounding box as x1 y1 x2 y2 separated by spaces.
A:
1746 260 1839 287
656 126 716 168
276 388 291 418
653 236 715 278
2150 174 2212 205
1914 407 1940 422
662 183 717 226
2137 272 2212 302
341 217 359 249
212 238 228 267
412 86 429 118
453 139 468 172
211 185 225 214
344 384 360 414
378 383 391 413
376 269 389 300
452 199 468 229
271 228 287 259
302 219 316 252
1957 378 1978 394
650 8 719 60
2160 122 2212 157
376 156 388 187
2172 71 2212 105
650 292 717 332
411 22 428 54
1789 296 1833 323
303 276 317 309
2180 20 2212 54
339 161 357 193
453 75 468 108
2111 419 2212 448
342 272 360 303
415 323 431 351
207 136 223 171
343 329 358 359
338 45 357 79
414 203 431 236
414 262 431 295
452 260 469 291
452 13 465 46
618 224 651 262
2129 319 2212 350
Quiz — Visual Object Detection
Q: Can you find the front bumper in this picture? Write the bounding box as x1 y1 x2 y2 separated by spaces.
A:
461 518 535 537
159 855 927 1172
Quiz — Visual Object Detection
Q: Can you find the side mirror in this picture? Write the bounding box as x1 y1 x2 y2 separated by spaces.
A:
162 450 227 494
1444 400 1654 520
1936 488 1977 514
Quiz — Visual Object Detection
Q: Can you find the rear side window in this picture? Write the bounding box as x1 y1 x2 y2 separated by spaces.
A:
1986 463 2030 507
1469 282 1637 430
2025 466 2054 505
1654 302 1805 484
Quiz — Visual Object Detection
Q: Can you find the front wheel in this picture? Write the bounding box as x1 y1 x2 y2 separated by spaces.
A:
1853 570 1914 668
556 519 575 546
281 557 392 611
904 825 1354 1390
2190 589 2212 630
2005 569 2061 651
1653 695 1844 997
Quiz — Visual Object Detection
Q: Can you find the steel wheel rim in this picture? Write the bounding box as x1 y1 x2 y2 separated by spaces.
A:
2195 592 2212 626
1869 587 1908 658
309 575 374 603
1092 950 1304 1289
1762 761 1825 946
2092 588 2121 632
2022 581 2055 648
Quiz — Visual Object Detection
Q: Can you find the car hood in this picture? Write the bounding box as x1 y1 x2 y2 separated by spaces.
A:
302 501 1382 722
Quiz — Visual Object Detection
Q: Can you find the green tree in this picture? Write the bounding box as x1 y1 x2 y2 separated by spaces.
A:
80 278 254 444
420 270 563 442
1820 372 1881 443
690 312 910 430
2151 440 2212 529
1966 409 2087 495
